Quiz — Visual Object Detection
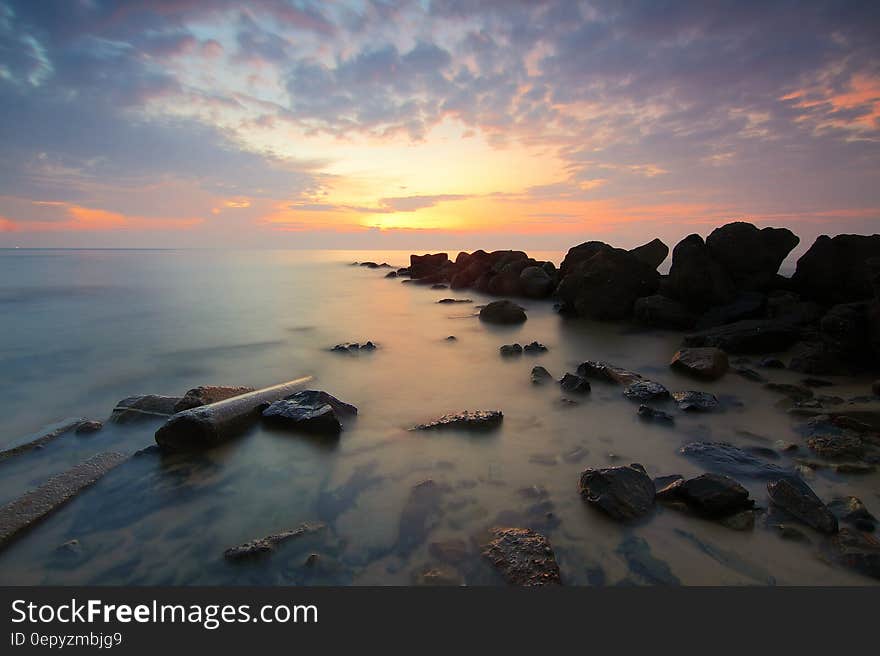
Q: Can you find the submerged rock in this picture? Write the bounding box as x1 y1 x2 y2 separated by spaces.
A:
767 478 837 534
657 473 753 518
828 496 877 532
559 373 591 393
616 535 680 585
413 410 503 431
437 298 472 304
530 366 553 385
670 347 729 381
826 528 880 580
680 441 789 480
262 390 357 436
223 523 325 561
672 391 719 412
174 385 255 413
479 300 527 324
398 480 450 555
110 395 182 423
623 380 670 402
481 527 561 586
578 463 655 520
638 405 674 423
75 420 103 435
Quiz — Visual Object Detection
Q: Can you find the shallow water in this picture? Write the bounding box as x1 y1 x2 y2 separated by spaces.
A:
0 249 877 585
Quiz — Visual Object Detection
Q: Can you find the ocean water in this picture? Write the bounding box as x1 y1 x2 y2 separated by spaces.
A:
0 248 876 585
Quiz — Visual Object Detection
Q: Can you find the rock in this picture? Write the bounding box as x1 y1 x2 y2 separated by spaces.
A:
385 270 398 278
665 233 736 310
633 295 696 329
173 385 255 413
578 463 655 520
410 253 449 279
522 341 547 354
734 367 766 382
445 335 457 341
616 535 680 585
398 480 449 555
773 523 810 542
792 234 880 304
672 391 719 412
719 510 756 531
829 496 877 532
629 238 669 270
75 420 103 435
657 473 753 518
638 405 674 423
429 539 470 564
806 434 864 459
767 478 837 534
110 395 182 423
437 298 472 304
431 283 448 290
623 380 670 401
499 343 523 356
683 319 800 354
695 292 767 329
559 240 614 277
530 366 553 385
764 383 814 402
359 261 379 268
262 390 357 436
759 357 785 369
330 341 378 353
670 347 729 380
827 528 880 580
576 361 643 386
519 266 555 298
705 222 799 290
224 523 325 561
555 247 660 319
788 340 850 375
680 441 790 480
479 300 527 325
559 373 591 393
481 527 561 586
413 410 503 431
767 291 824 325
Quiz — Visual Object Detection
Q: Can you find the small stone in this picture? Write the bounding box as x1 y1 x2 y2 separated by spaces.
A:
623 380 670 402
523 341 548 354
637 405 674 423
530 366 553 385
672 391 719 412
560 373 591 393
413 410 503 431
75 420 103 435
499 343 523 356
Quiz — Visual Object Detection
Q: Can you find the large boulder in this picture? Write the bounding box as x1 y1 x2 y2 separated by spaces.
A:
792 234 880 304
479 300 527 324
555 247 660 320
174 385 255 413
629 238 669 270
519 266 555 298
670 347 729 380
410 252 449 279
578 463 655 520
665 234 736 310
705 222 799 290
559 241 613 277
633 295 696 329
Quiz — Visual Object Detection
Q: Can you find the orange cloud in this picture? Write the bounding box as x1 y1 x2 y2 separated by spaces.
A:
1 202 204 232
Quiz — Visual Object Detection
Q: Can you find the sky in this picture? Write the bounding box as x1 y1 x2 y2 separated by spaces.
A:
0 0 878 253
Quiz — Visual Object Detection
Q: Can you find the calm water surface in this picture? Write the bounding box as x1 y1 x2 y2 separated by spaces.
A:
0 249 876 585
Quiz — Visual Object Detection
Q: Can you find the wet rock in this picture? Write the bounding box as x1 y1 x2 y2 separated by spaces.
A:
519 266 555 299
629 238 669 270
578 463 655 520
767 478 837 534
481 527 561 586
413 410 503 431
623 380 670 402
806 434 864 459
683 319 800 354
479 300 527 325
576 361 643 386
522 341 547 354
560 373 591 393
705 222 799 290
398 480 450 555
173 385 255 413
695 292 767 329
110 395 182 423
665 233 736 310
262 390 357 436
672 391 719 412
499 343 523 356
616 535 680 585
429 539 470 564
638 405 674 423
670 347 729 381
633 295 696 329
224 523 325 561
657 473 753 518
530 366 553 385
680 441 789 480
437 298 472 304
792 234 880 304
826 528 880 580
555 247 660 319
75 420 103 435
829 496 877 532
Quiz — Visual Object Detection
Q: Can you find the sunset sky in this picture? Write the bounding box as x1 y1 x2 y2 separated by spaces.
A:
0 0 878 252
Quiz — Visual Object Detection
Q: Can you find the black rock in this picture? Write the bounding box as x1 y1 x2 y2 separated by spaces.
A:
767 478 837 534
638 405 674 423
683 319 800 354
665 233 735 310
385 270 398 278
623 380 670 402
633 294 696 329
657 473 753 518
705 222 798 290
680 441 790 480
262 391 357 436
479 300 527 325
437 298 472 304
695 292 767 329
75 420 103 435
760 357 786 369
499 343 523 356
560 373 591 393
578 463 655 520
413 410 503 431
734 367 766 382
110 395 183 423
672 391 719 412
628 238 669 270
792 234 880 304
522 341 548 354
519 266 555 299
224 523 325 561
530 366 553 385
